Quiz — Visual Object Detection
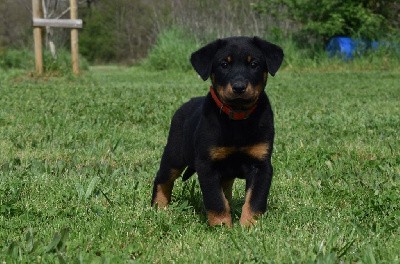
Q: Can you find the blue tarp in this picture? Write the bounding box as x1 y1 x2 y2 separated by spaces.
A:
326 37 368 60
326 36 399 60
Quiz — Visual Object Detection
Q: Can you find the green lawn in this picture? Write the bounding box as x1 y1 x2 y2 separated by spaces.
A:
1 66 399 263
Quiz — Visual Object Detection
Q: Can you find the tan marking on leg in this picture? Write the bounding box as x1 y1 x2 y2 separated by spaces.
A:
207 211 232 227
226 56 232 63
209 146 236 160
207 189 232 227
154 183 172 208
169 168 181 181
241 142 270 160
240 190 260 226
153 169 182 208
221 178 235 202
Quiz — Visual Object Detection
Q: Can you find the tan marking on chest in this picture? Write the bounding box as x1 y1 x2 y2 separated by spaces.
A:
240 142 270 160
209 143 270 161
209 146 236 160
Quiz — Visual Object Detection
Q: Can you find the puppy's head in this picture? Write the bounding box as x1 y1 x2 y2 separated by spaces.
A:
191 37 284 110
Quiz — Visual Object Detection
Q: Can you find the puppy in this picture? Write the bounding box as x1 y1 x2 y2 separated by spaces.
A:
151 36 284 227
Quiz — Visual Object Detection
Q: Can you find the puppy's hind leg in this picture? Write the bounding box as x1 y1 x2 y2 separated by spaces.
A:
151 107 188 208
151 154 184 208
151 123 187 209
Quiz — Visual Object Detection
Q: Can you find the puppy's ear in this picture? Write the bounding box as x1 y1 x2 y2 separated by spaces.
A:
253 37 284 76
190 39 222 81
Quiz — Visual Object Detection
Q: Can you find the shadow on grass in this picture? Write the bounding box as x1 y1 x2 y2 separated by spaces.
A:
171 176 278 226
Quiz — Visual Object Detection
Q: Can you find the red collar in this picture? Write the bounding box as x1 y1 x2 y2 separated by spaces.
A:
209 86 257 120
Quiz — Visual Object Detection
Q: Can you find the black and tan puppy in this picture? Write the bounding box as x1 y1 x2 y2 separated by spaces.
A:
151 36 284 227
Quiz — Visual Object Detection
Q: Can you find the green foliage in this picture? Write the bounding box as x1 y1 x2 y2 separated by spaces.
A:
0 49 34 70
254 0 399 45
79 0 158 63
142 28 199 71
303 2 384 38
0 66 399 262
43 49 89 75
0 48 89 75
80 8 116 63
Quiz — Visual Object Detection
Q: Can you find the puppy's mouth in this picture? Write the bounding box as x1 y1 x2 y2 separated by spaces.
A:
215 84 261 110
225 97 257 110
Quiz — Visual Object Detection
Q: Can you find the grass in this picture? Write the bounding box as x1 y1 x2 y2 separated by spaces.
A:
0 65 399 263
0 48 89 76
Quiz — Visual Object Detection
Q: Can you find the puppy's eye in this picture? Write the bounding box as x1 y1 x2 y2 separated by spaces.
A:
250 61 259 69
220 61 229 69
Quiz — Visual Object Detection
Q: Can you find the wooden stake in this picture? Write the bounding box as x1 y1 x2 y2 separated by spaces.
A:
70 0 79 75
32 0 43 75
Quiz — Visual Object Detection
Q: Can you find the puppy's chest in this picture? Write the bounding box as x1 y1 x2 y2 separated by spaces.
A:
209 142 270 162
206 119 271 162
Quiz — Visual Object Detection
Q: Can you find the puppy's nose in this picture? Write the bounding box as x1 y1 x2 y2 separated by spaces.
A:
232 82 247 94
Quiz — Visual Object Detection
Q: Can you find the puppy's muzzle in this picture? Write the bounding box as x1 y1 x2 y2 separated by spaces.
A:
232 81 247 94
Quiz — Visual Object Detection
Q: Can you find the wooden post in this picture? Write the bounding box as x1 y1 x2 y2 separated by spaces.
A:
32 0 43 75
32 0 81 75
70 0 79 75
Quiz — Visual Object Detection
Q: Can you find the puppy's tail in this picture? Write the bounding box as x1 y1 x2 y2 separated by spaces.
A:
182 167 196 181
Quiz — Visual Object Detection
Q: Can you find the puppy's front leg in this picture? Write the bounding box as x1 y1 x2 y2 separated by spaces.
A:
197 164 232 227
240 162 273 226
